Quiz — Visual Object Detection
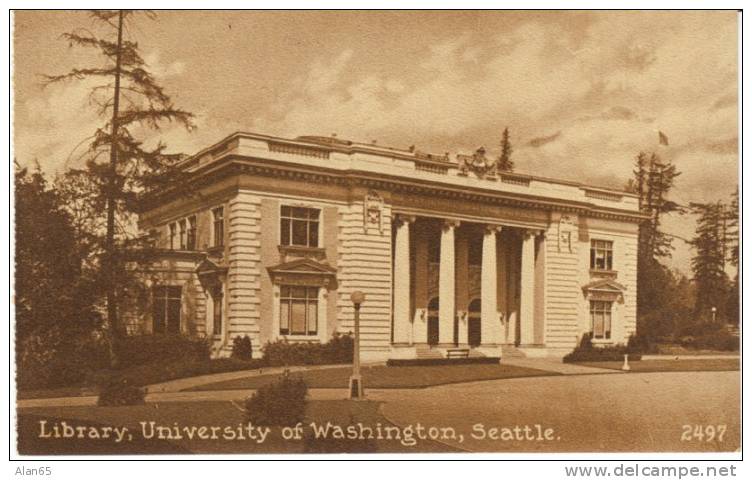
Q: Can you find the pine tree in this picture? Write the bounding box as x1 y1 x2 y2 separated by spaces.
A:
690 202 729 322
497 127 514 172
628 151 683 323
44 10 194 366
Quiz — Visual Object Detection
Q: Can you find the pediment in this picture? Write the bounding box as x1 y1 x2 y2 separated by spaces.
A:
582 278 627 293
195 258 228 276
267 258 337 275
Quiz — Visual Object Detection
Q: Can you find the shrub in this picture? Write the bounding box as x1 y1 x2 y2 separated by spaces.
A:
245 374 308 426
114 334 210 367
679 328 738 351
563 333 641 363
231 335 253 360
262 332 353 366
97 376 145 406
17 330 109 390
627 333 659 354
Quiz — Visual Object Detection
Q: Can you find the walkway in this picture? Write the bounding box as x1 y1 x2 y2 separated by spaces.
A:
501 357 620 375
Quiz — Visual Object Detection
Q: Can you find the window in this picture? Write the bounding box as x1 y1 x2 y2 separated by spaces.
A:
178 220 187 250
590 300 612 340
186 216 197 250
590 240 613 270
279 286 318 336
280 206 319 247
213 207 224 247
153 286 182 334
169 223 176 250
212 286 223 336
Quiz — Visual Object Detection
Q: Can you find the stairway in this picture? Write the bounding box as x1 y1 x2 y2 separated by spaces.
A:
501 344 526 359
415 346 444 360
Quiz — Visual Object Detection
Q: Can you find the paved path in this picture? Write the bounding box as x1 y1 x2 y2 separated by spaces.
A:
501 357 620 375
369 371 740 452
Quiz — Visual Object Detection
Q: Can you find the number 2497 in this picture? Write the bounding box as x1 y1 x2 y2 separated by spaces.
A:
681 424 726 442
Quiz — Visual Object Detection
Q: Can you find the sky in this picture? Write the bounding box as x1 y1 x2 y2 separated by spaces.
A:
12 10 739 274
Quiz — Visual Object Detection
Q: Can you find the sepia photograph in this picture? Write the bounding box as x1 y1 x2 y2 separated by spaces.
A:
9 7 742 463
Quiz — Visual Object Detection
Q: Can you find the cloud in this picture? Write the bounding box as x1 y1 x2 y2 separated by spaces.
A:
527 131 562 148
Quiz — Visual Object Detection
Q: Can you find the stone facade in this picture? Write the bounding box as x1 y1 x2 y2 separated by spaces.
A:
134 132 643 361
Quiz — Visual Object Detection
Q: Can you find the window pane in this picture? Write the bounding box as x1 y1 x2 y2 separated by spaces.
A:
604 310 612 339
308 209 320 220
309 221 319 247
213 292 222 336
307 301 318 335
291 286 306 298
307 287 319 298
281 206 291 217
292 219 307 245
281 285 290 298
281 218 290 245
280 300 290 334
291 301 306 334
606 251 613 270
593 312 604 338
292 207 308 219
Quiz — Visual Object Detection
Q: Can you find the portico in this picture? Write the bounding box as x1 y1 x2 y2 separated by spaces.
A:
391 214 542 358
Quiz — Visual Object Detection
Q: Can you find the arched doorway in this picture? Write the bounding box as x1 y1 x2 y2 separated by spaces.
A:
427 297 439 346
468 298 481 347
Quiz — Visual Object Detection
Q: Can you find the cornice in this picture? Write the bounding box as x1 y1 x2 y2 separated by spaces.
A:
143 156 648 224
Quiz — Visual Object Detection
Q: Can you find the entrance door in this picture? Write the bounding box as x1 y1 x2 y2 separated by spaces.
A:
468 298 481 347
427 297 439 346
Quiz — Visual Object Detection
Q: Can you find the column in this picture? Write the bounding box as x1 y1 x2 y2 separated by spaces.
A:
455 231 469 345
481 225 503 345
392 214 414 344
520 230 536 345
413 222 428 344
439 219 459 344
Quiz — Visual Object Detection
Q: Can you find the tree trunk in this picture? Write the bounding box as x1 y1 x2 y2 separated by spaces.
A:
105 9 124 369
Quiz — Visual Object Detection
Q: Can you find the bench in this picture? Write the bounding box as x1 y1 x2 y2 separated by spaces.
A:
446 348 470 359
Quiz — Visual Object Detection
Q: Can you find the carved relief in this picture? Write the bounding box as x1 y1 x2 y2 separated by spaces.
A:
457 147 497 178
363 190 385 234
558 214 577 253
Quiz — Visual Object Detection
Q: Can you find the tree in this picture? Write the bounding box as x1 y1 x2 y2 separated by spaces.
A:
44 10 194 366
690 202 729 322
627 151 683 328
15 166 99 342
497 127 514 172
725 188 739 325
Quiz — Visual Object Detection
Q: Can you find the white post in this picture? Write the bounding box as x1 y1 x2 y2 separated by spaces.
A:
520 230 536 345
481 225 503 345
439 220 459 345
392 214 414 345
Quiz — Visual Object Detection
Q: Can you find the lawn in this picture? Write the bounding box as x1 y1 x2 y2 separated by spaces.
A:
187 363 558 391
17 400 458 454
576 358 740 373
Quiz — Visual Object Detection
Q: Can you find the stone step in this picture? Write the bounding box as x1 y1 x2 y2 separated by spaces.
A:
501 345 527 358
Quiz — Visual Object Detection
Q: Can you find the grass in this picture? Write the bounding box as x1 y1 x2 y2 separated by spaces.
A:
17 400 458 454
17 358 266 400
576 358 740 373
187 363 558 391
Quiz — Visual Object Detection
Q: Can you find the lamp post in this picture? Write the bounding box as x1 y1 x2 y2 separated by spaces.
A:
711 306 717 324
349 291 366 400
